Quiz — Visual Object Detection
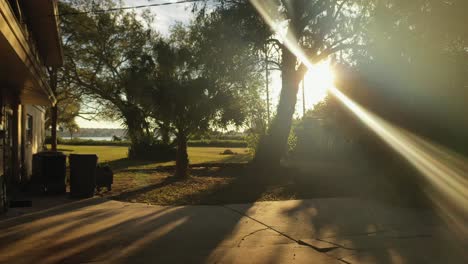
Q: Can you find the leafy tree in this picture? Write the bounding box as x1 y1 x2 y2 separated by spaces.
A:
133 16 262 177
45 82 81 132
202 0 375 166
350 0 468 153
63 121 80 139
46 58 82 150
292 0 468 161
58 0 155 155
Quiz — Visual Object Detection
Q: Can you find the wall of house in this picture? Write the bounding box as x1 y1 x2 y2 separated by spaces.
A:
22 105 45 181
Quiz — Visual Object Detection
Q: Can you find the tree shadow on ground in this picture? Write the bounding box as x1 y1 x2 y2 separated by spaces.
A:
0 167 274 263
103 158 161 172
57 148 76 152
217 152 252 163
1 160 465 263
0 198 251 263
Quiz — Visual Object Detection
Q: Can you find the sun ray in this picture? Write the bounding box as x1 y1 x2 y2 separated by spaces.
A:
250 0 468 238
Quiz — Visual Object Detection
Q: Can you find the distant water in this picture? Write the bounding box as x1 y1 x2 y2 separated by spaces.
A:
62 136 113 141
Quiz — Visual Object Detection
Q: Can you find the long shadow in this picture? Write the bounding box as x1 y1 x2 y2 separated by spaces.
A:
262 157 468 263
218 152 252 163
5 159 451 263
110 176 181 201
0 165 276 263
111 164 287 206
57 148 75 152
103 158 162 172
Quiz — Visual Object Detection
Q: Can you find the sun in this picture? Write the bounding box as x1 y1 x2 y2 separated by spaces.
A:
302 60 334 107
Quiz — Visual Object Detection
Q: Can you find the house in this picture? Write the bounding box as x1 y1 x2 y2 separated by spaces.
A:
0 0 62 211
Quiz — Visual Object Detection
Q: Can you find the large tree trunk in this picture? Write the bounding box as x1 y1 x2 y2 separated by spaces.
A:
254 48 301 166
175 131 189 178
157 121 171 145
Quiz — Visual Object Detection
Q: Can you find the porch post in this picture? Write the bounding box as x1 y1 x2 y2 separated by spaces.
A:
11 95 21 184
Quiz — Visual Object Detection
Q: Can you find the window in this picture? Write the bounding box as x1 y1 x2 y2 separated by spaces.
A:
26 115 33 145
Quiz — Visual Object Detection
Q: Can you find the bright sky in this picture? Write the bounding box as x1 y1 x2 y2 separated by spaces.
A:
76 0 331 128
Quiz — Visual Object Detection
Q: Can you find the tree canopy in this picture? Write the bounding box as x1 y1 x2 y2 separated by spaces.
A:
59 0 155 150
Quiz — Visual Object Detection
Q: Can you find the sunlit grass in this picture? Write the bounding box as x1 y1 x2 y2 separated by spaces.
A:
54 145 251 166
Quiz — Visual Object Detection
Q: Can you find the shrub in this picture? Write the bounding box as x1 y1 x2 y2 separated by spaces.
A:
44 135 64 145
54 138 130 146
245 133 262 155
187 139 247 148
221 149 235 155
128 139 176 161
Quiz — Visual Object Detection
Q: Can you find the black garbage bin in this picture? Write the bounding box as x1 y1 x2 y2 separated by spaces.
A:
69 154 98 198
32 151 67 194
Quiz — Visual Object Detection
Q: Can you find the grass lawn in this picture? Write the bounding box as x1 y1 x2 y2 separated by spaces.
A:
55 145 251 165
57 145 128 163
53 144 255 202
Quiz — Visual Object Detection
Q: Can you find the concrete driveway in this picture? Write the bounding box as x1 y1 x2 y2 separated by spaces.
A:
0 197 466 264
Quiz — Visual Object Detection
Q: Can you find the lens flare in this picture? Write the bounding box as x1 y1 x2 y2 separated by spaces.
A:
250 0 468 237
330 86 468 237
303 60 334 106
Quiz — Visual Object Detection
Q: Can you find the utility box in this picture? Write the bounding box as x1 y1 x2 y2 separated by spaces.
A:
96 165 113 191
69 154 98 198
32 151 66 194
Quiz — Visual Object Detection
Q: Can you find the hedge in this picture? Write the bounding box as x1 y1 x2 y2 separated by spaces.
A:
49 138 247 148
187 140 247 148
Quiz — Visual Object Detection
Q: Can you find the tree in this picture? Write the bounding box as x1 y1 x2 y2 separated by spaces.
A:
350 0 468 153
46 67 59 151
64 121 80 139
292 0 468 159
133 16 262 177
203 0 375 166
58 0 155 155
45 77 81 139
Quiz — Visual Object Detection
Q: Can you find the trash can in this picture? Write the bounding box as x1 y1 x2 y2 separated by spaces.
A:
69 154 98 198
32 151 67 194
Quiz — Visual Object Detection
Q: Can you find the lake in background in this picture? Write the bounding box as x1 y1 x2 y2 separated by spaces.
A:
62 136 113 141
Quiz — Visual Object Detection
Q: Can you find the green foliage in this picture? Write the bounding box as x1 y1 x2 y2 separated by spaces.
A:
346 0 468 154
187 140 247 148
46 137 130 146
209 0 377 164
127 12 264 176
287 129 297 154
45 136 245 148
128 138 176 161
59 0 155 146
291 113 361 161
44 136 63 145
245 132 262 155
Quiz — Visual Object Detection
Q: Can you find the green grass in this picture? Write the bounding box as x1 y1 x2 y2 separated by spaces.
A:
54 145 251 165
56 145 128 163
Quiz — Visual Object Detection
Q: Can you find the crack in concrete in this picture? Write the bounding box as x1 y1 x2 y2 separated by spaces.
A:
221 205 351 263
391 234 433 239
221 205 299 243
297 239 340 252
319 229 390 239
315 238 359 251
237 227 270 247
